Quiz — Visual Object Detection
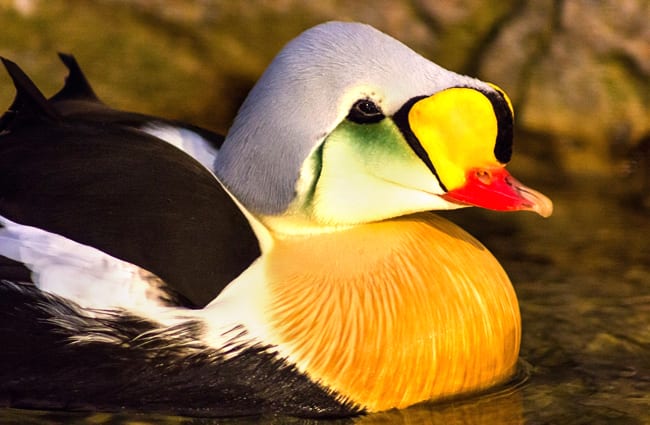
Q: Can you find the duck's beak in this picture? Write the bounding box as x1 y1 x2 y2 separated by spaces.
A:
442 166 553 217
406 86 553 218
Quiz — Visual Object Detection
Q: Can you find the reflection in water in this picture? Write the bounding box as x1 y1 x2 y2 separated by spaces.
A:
1 179 648 424
353 367 526 425
0 383 525 425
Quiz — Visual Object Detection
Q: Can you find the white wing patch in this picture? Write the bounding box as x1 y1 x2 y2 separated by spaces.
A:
0 216 271 354
0 215 170 311
141 123 219 172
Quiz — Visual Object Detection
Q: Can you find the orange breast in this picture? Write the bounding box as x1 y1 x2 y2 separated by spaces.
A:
263 213 520 411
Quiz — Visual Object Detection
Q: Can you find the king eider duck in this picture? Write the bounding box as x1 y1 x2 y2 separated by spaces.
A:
0 22 553 418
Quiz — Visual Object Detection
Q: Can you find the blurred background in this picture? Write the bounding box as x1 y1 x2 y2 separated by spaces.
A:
0 0 649 192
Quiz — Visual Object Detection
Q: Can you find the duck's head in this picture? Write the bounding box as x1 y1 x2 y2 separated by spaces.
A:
216 22 552 235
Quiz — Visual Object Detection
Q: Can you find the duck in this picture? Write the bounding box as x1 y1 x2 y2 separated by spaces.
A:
0 22 553 418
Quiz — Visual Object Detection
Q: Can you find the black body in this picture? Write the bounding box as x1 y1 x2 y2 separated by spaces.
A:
0 282 360 418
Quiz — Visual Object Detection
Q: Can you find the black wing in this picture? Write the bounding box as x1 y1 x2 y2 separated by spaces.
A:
0 57 260 307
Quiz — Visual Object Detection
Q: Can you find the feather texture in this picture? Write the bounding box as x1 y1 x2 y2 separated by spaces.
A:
257 213 520 411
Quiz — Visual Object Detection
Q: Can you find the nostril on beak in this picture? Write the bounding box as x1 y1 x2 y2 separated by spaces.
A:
475 169 492 185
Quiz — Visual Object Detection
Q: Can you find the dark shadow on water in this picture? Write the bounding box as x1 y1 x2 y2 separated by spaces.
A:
0 369 528 425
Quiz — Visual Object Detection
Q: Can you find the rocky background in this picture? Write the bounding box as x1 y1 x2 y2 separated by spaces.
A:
0 0 648 189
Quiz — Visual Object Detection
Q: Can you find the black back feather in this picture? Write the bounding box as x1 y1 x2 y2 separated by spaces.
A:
0 57 259 307
0 282 361 418
48 53 227 150
0 58 60 132
50 52 102 103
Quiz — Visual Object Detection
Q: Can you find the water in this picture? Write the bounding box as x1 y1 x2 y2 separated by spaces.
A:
1 178 648 424
455 178 650 424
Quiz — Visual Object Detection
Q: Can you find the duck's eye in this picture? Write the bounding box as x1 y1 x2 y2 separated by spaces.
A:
347 99 385 124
